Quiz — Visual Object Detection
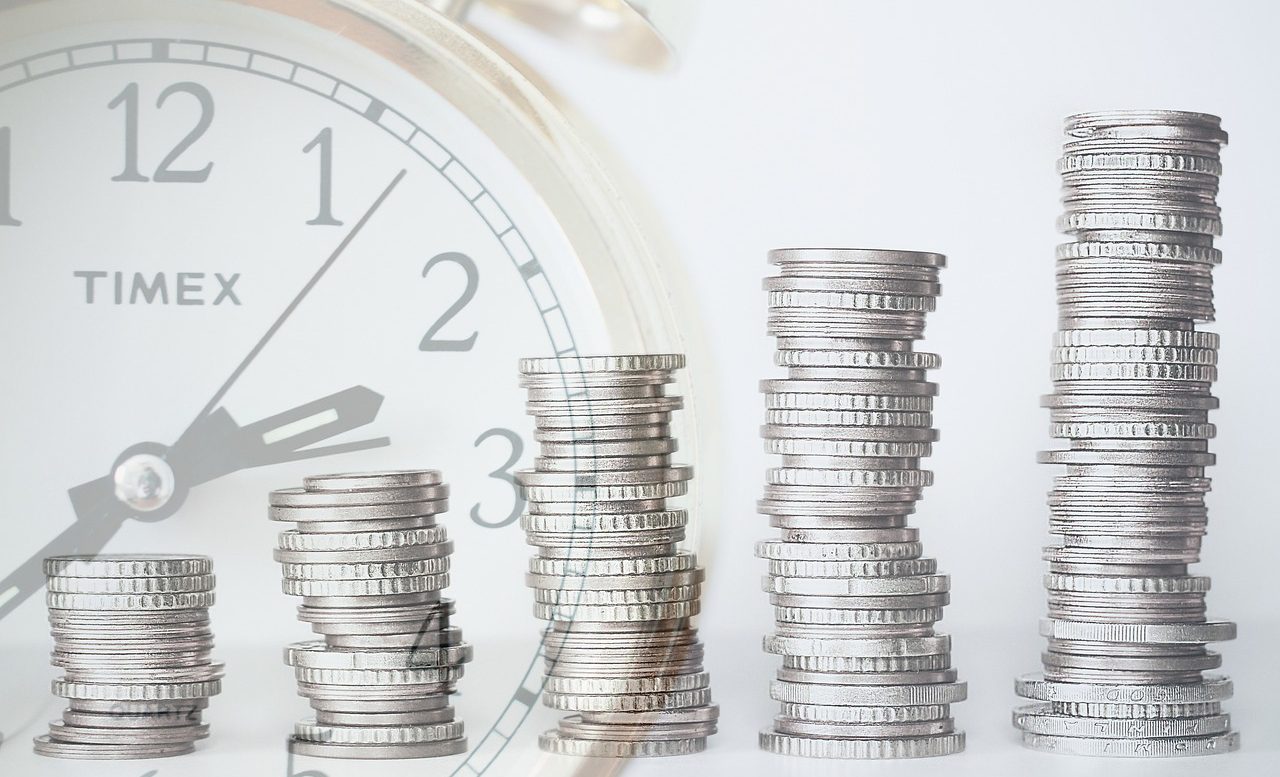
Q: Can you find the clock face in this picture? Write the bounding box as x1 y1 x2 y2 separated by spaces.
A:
0 0 647 772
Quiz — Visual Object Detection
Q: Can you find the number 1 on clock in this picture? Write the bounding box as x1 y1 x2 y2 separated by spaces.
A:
0 127 19 226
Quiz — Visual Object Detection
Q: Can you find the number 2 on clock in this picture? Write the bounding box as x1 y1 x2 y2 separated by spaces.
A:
0 127 18 226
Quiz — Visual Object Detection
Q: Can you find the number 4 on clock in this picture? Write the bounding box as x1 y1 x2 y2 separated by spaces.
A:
1 127 19 226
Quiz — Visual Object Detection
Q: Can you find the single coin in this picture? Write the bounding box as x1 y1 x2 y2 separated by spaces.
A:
33 734 195 760
771 680 967 706
777 668 957 686
277 526 448 552
534 600 699 622
778 702 949 724
765 558 937 578
1038 618 1236 643
45 591 215 611
756 541 923 561
270 500 448 523
1015 674 1232 703
45 719 208 745
1013 703 1229 738
287 736 467 759
763 634 949 658
303 470 443 491
46 574 216 594
760 730 964 759
782 653 949 673
530 553 697 577
282 574 449 597
765 574 947 597
519 354 685 374
44 555 212 578
285 641 472 670
542 687 712 712
52 679 222 701
270 484 448 507
538 730 706 757
315 708 455 726
294 719 464 744
1020 731 1238 757
774 716 954 738
292 665 464 686
534 585 700 606
543 672 709 696
577 704 720 726
558 716 716 742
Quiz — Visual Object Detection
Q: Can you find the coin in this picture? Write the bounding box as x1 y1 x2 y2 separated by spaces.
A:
758 250 963 753
1015 110 1238 756
36 555 223 760
517 355 718 755
759 730 964 759
269 471 473 759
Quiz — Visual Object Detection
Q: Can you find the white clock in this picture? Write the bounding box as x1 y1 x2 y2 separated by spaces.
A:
0 1 712 773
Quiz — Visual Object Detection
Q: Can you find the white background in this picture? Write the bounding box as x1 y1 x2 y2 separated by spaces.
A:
481 0 1280 774
1 2 1277 776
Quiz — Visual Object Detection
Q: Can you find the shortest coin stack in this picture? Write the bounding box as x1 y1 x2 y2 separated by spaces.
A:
36 554 222 760
270 470 471 760
517 354 719 757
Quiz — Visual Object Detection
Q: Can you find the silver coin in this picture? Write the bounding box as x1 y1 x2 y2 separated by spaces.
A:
292 665 464 686
303 470 444 491
44 555 212 578
277 525 448 552
315 707 455 726
759 730 964 759
33 734 195 760
45 719 208 745
270 484 448 507
771 680 967 706
538 729 706 757
774 716 954 738
294 719 464 744
270 500 448 523
558 716 716 742
543 672 709 695
1013 704 1230 738
1020 731 1238 757
542 687 713 712
287 736 467 759
285 641 472 669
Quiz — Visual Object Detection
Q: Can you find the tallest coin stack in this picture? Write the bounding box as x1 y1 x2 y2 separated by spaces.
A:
1014 111 1240 757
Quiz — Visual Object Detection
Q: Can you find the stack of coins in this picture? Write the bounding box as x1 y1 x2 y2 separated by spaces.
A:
516 354 719 757
269 470 471 759
1013 110 1239 757
35 554 222 760
757 248 966 759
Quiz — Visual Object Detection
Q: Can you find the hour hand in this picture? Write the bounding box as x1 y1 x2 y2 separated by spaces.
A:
169 385 390 486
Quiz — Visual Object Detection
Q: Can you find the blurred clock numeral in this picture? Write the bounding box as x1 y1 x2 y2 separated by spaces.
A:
0 127 18 225
470 428 525 529
303 127 343 226
419 251 479 352
109 82 215 183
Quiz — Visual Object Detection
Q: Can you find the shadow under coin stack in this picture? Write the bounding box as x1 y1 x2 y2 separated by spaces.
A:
757 248 966 759
36 554 222 760
516 354 719 757
269 470 471 759
1014 110 1239 757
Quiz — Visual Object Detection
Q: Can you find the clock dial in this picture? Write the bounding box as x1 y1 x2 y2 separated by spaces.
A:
0 1 673 773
